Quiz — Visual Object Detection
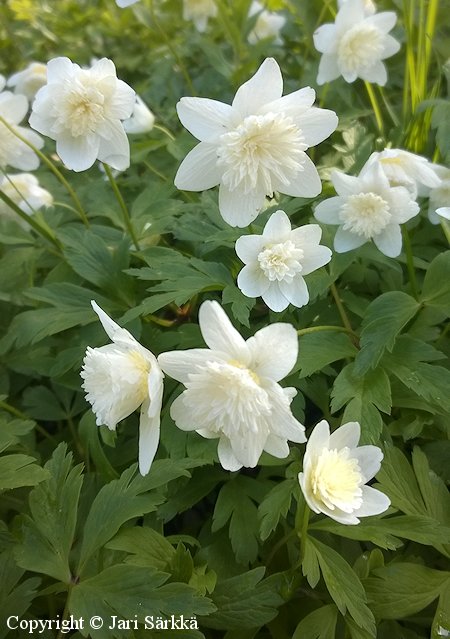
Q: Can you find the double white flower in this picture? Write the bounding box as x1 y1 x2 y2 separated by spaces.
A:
29 57 135 172
158 301 306 471
314 0 400 86
80 302 164 476
0 91 44 171
175 58 338 227
314 163 419 257
236 210 332 311
299 420 390 525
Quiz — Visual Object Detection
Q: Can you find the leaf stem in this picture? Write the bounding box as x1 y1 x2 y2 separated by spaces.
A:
297 325 358 339
364 81 384 137
0 115 89 227
402 226 419 299
102 163 140 251
296 501 310 566
330 282 355 338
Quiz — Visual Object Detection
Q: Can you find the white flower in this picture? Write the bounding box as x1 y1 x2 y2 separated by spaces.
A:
314 0 400 85
436 207 450 220
248 1 286 45
175 58 338 227
0 75 5 92
158 300 306 471
80 301 164 476
116 0 140 7
337 0 376 15
361 148 441 200
298 420 390 525
123 95 155 134
236 209 332 311
7 62 47 101
427 166 450 224
0 91 44 171
314 163 419 257
0 173 53 223
183 0 218 32
29 57 135 172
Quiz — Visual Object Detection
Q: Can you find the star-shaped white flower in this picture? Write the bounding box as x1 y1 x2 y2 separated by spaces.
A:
314 0 400 86
183 0 218 32
236 209 332 311
0 91 44 171
81 301 164 476
298 420 390 525
314 163 419 257
0 173 53 223
29 57 135 172
248 1 286 45
158 300 306 471
174 58 338 227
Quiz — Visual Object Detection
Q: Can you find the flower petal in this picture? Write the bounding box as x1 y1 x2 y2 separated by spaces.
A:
174 142 222 191
279 276 309 308
329 421 360 450
373 223 402 257
314 196 343 224
237 264 269 298
232 58 283 118
235 234 265 263
46 56 75 84
218 437 243 471
262 281 289 311
262 209 292 242
261 86 316 120
0 92 28 124
365 11 397 34
56 132 100 172
331 170 361 196
334 227 367 252
302 244 332 274
277 153 322 198
317 53 341 85
247 322 298 381
313 23 337 53
169 393 198 430
264 434 290 458
354 485 391 517
306 419 331 454
352 445 383 482
138 398 160 476
158 349 224 383
361 61 387 86
97 120 130 171
177 97 234 142
218 183 266 227
380 34 401 59
297 107 338 148
91 300 136 345
199 300 250 361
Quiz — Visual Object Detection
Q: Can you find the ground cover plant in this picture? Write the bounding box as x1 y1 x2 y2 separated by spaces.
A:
0 0 449 637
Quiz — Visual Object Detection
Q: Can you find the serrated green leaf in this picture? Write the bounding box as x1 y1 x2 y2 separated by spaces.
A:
297 331 357 378
222 284 255 327
14 443 82 583
258 479 297 541
0 454 48 492
421 251 450 314
0 550 40 639
292 604 338 639
432 580 450 639
107 527 176 570
354 292 419 375
0 417 35 453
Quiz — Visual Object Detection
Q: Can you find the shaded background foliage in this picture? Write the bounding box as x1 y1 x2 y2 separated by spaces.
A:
0 1 449 638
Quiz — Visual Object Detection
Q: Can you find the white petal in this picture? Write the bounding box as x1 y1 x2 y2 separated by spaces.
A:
237 264 269 298
298 107 338 148
0 92 28 123
262 281 289 311
147 362 164 418
314 197 343 224
373 224 402 257
305 419 330 455
91 300 135 345
313 23 337 53
352 445 383 482
277 154 322 198
261 86 316 120
232 58 283 118
329 421 360 450
388 187 419 223
341 69 358 84
218 183 266 227
298 471 322 514
331 171 361 196
290 223 322 246
317 54 341 85
380 34 401 59
336 0 365 28
361 61 387 86
97 120 130 171
334 227 367 252
158 349 224 383
91 57 117 79
247 322 298 382
262 209 292 242
169 393 199 431
174 142 222 191
217 437 243 471
138 399 160 476
279 276 309 308
437 207 450 220
46 57 74 83
353 485 391 517
108 79 136 120
199 300 250 361
177 97 234 142
365 11 397 34
235 234 265 263
56 133 100 172
264 434 290 458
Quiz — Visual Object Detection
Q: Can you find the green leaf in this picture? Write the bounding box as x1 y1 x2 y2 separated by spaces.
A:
222 284 255 327
421 251 450 314
107 527 176 571
432 580 450 639
308 537 376 636
293 604 338 639
376 446 426 516
297 332 357 378
0 454 48 492
0 417 36 453
14 443 83 583
258 479 297 541
354 291 419 375
0 550 40 639
364 564 450 619
200 568 284 630
69 565 215 639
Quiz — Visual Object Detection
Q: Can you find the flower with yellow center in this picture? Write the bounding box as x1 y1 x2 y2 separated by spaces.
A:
29 57 135 172
236 209 332 311
158 300 306 470
298 420 390 524
174 58 338 227
314 163 419 257
81 301 164 476
313 0 400 85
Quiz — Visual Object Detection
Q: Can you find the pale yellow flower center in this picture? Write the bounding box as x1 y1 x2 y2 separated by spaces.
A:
338 23 384 74
258 240 304 282
311 447 363 512
127 350 151 401
217 112 307 195
340 192 391 238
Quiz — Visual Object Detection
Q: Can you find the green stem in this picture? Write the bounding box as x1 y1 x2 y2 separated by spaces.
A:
440 219 450 246
402 226 418 299
153 123 175 141
330 282 355 340
0 189 62 250
0 401 59 443
102 163 140 250
364 81 384 137
296 502 311 567
0 115 89 227
297 325 358 339
144 160 168 181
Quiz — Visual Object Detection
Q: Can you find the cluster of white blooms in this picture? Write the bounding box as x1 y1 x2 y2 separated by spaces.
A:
248 1 286 45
